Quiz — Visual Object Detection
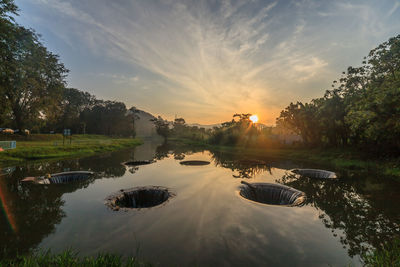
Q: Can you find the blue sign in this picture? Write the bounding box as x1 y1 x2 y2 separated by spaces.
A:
63 129 71 136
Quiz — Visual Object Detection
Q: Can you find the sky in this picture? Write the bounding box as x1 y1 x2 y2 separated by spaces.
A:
15 0 400 125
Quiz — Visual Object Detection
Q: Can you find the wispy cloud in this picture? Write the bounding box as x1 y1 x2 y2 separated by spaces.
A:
21 0 400 124
388 1 400 17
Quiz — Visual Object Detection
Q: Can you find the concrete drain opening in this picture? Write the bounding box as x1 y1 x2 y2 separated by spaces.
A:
239 181 306 207
105 186 174 210
180 160 210 166
123 160 154 166
291 168 337 179
22 171 94 184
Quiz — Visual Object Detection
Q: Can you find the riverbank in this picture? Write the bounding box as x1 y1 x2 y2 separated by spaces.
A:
168 138 400 180
0 135 142 166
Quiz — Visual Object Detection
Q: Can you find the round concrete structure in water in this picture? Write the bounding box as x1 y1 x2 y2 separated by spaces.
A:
122 160 154 166
180 160 210 166
105 186 174 210
291 169 337 179
239 181 306 207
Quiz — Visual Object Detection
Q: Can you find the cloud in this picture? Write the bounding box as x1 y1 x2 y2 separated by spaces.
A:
388 1 400 17
22 0 400 124
293 57 328 82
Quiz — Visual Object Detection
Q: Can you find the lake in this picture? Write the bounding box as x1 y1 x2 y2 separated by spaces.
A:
1 141 399 266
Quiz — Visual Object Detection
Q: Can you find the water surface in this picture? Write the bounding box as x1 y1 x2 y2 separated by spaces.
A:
1 141 399 266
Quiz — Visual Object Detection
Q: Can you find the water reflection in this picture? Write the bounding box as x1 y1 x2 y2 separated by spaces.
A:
278 172 400 257
0 142 399 265
155 142 204 161
211 150 272 178
0 147 149 258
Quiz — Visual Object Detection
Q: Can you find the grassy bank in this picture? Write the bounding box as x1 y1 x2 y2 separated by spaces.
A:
0 250 151 267
0 135 142 166
168 138 400 180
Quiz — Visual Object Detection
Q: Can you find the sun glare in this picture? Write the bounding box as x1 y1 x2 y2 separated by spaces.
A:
250 115 259 123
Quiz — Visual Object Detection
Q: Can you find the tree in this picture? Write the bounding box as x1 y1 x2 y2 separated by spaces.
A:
151 116 170 141
80 100 133 136
0 0 18 20
276 34 400 154
276 102 321 146
0 14 68 130
128 106 140 137
51 88 96 133
344 35 400 153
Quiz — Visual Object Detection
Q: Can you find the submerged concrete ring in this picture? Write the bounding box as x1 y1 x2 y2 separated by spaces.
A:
105 186 175 211
239 181 306 207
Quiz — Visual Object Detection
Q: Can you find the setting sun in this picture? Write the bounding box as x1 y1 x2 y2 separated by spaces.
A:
249 115 259 123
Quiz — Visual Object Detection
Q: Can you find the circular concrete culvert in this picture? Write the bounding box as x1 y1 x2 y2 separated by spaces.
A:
122 160 154 166
290 169 337 179
239 181 306 207
105 186 174 211
179 160 210 166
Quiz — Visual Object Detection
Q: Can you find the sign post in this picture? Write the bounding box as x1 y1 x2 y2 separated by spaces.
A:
63 129 71 146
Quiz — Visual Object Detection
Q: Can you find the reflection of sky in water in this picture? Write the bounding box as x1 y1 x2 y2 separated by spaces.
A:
39 152 355 266
2 143 400 266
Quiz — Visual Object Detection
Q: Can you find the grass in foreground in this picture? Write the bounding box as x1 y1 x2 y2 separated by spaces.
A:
0 250 151 267
362 240 400 267
0 135 142 166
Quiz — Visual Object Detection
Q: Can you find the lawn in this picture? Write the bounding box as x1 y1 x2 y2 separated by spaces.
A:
0 134 142 166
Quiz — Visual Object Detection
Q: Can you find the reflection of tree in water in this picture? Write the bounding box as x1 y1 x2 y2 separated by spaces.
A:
0 149 137 259
155 143 273 178
18 149 132 180
0 170 94 259
155 143 204 161
277 173 400 258
211 150 272 178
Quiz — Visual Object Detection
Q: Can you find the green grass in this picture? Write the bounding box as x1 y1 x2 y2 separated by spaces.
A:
0 250 151 267
0 135 142 166
168 138 400 180
362 240 400 267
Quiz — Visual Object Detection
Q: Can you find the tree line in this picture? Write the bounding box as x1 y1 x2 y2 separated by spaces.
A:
277 35 400 155
160 35 400 156
0 0 137 136
2 0 399 154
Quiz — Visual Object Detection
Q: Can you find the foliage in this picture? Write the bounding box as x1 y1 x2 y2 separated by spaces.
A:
150 116 171 140
0 1 139 137
0 249 151 267
80 100 134 136
52 88 96 133
208 113 277 148
0 22 68 130
277 35 400 155
362 239 400 267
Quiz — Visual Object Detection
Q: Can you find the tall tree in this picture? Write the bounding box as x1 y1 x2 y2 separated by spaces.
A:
0 2 68 130
80 100 133 136
57 88 95 132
